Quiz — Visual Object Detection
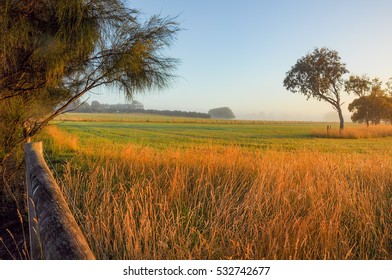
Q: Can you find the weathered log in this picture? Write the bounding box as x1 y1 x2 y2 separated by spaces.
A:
24 142 95 260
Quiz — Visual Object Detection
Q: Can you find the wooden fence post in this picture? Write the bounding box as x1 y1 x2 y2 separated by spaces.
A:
24 142 95 260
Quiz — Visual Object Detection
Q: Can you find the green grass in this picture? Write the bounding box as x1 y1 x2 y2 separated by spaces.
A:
52 113 392 154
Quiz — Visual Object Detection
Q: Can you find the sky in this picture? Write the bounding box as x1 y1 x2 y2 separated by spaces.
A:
92 0 392 121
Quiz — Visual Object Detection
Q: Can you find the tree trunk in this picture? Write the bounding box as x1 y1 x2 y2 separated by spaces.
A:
337 106 344 130
366 110 369 127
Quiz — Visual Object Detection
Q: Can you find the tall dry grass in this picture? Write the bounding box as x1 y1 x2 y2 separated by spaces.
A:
54 143 391 260
312 124 392 139
42 126 78 154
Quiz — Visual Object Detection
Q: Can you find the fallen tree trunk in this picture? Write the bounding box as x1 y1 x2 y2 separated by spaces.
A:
24 142 95 260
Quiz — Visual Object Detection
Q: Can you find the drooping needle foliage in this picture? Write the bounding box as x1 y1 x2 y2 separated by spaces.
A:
0 0 180 157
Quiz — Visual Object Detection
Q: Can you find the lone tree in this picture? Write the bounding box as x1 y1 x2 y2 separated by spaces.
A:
283 48 348 129
0 0 179 157
208 107 235 119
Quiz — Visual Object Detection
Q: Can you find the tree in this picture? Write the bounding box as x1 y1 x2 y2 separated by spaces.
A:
283 48 348 129
208 107 235 119
0 0 179 157
349 96 377 125
131 100 144 110
345 75 373 125
344 75 371 98
383 96 392 124
347 77 392 126
90 101 102 113
386 78 392 96
348 94 391 125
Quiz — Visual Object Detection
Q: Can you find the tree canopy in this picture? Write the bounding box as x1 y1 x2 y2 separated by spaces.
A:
208 107 235 119
283 47 348 129
344 75 372 98
348 95 391 125
347 76 392 126
0 0 180 155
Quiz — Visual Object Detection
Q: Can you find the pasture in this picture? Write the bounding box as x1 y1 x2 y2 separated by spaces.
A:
41 113 392 259
54 113 392 153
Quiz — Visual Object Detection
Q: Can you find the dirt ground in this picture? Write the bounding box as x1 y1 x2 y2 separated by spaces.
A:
0 183 30 260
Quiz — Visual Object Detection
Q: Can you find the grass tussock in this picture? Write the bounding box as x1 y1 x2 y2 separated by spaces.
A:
312 124 392 139
53 143 391 260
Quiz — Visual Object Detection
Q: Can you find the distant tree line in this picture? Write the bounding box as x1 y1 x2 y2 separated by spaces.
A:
138 109 210 119
73 100 144 113
73 100 211 119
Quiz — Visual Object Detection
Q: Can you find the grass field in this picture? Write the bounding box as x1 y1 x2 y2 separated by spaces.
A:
54 113 392 154
42 113 392 259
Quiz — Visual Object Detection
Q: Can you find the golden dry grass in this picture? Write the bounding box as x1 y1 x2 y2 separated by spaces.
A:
53 142 392 260
312 124 392 139
42 126 78 153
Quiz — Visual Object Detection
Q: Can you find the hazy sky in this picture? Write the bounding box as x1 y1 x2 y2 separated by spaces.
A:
92 0 392 121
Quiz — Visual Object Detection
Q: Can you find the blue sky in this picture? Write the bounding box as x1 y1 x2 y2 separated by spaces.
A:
93 0 392 120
